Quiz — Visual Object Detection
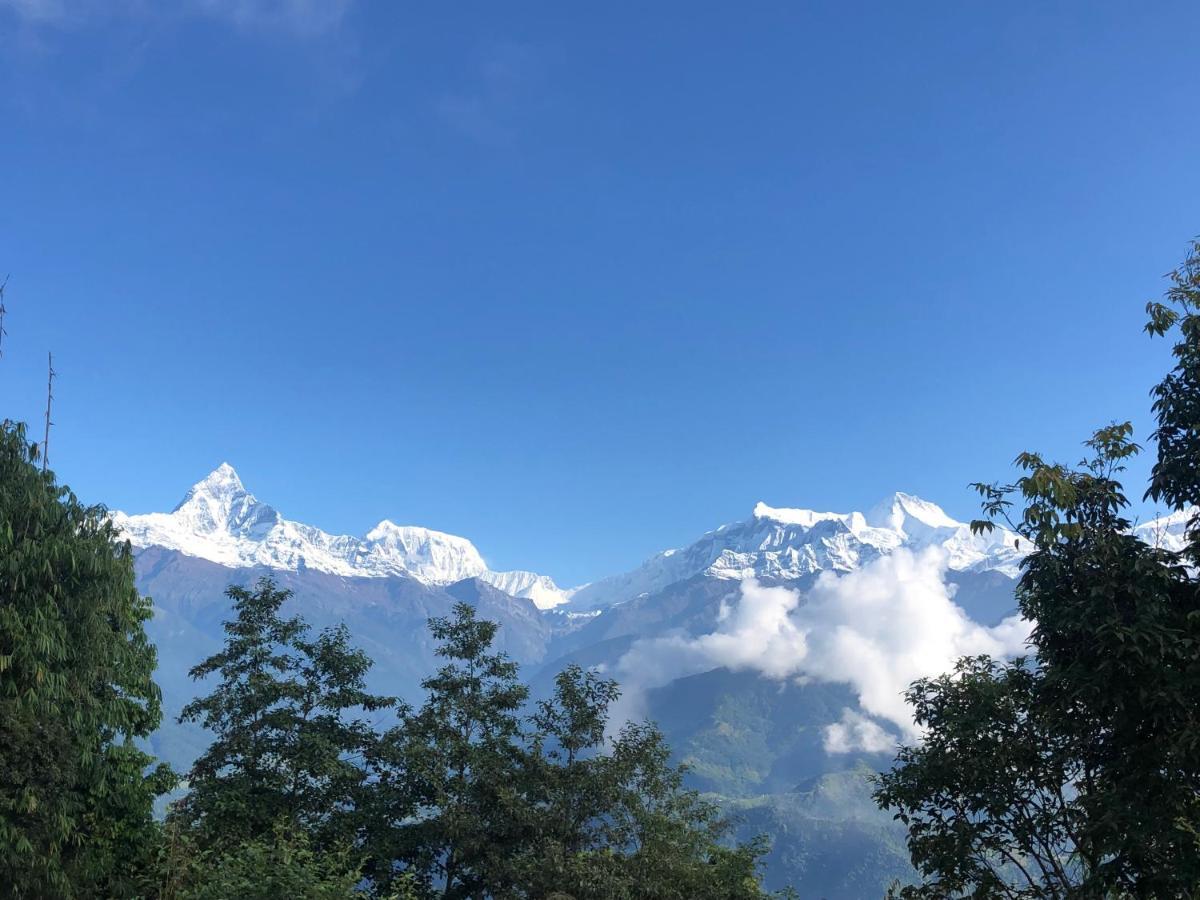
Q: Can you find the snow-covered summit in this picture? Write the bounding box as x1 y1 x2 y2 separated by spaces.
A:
166 462 283 537
1134 508 1198 554
363 520 489 585
567 493 1026 611
111 465 573 609
867 491 962 534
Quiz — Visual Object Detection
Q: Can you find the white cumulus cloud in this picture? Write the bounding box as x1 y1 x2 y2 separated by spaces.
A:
615 547 1031 752
823 708 898 754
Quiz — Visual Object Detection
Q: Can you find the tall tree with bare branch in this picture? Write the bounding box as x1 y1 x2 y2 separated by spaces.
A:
0 276 9 361
41 352 55 472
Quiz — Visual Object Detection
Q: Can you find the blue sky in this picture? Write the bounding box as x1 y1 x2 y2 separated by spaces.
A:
1 1 1197 586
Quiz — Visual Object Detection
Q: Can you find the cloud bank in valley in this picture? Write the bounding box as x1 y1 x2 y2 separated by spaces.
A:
614 547 1031 753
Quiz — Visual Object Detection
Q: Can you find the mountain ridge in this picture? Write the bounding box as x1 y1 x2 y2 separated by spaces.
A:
565 490 1027 611
111 464 575 609
114 463 1189 617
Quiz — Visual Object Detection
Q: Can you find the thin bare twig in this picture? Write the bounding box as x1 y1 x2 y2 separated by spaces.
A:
0 275 9 360
43 351 55 472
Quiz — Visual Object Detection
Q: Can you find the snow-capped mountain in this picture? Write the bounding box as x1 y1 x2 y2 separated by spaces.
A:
566 492 1025 611
113 467 1041 616
110 464 574 609
1134 507 1198 554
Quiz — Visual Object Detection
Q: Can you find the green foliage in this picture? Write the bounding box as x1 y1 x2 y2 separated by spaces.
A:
874 657 1082 896
517 663 624 884
0 421 172 898
365 604 784 899
150 819 381 900
877 240 1200 897
371 601 529 898
1146 239 1200 542
568 719 773 900
513 666 760 898
173 577 395 850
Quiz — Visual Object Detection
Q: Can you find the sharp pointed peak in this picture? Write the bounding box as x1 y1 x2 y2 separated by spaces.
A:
189 461 243 484
366 519 423 538
206 461 243 484
202 462 247 490
867 492 959 531
173 462 250 512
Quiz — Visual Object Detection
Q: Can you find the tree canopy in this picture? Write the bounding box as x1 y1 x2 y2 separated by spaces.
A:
363 601 782 899
0 421 171 898
875 240 1200 897
174 577 395 851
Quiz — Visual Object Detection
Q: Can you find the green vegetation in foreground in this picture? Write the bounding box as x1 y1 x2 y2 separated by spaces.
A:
0 422 172 897
874 240 1200 896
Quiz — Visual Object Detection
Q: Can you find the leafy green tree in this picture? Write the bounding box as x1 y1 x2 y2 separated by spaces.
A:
174 577 394 850
369 604 783 899
874 240 1200 897
0 421 172 898
513 663 622 889
372 601 529 899
151 818 396 900
588 719 776 900
874 656 1085 896
516 665 775 899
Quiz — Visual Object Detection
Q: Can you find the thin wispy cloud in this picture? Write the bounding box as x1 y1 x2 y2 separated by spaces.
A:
435 41 542 147
194 0 352 38
0 0 83 25
0 0 353 37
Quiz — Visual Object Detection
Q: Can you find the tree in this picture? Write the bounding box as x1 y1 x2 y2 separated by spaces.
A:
587 719 775 900
513 662 623 890
515 665 775 900
174 577 394 851
368 603 784 899
371 601 530 899
873 656 1086 897
874 240 1200 897
151 819 378 900
0 420 172 898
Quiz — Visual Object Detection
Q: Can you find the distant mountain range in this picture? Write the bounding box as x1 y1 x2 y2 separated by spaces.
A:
113 463 1034 611
112 463 574 609
112 465 1188 898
